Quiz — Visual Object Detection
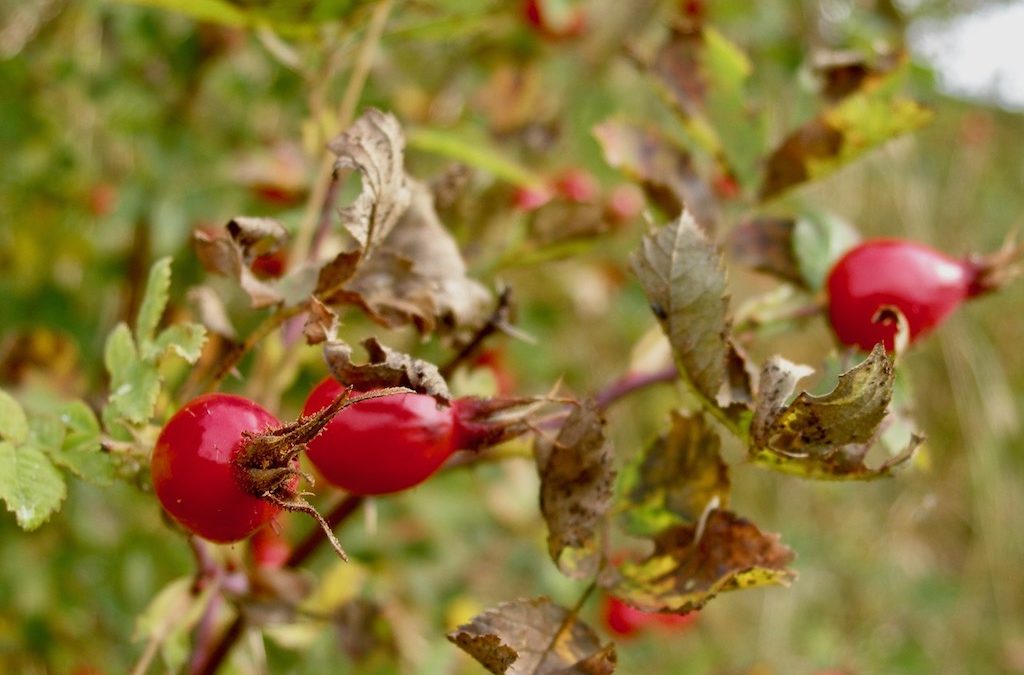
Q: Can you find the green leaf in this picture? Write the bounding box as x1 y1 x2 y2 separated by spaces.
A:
108 361 161 425
603 509 795 613
536 399 616 580
0 389 29 445
631 210 731 405
0 440 67 530
619 411 729 537
29 415 65 452
51 401 116 486
792 211 861 291
134 577 215 673
136 257 172 351
104 322 138 385
151 323 207 364
406 126 544 187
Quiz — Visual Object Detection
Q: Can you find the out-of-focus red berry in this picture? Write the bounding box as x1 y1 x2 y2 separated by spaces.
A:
604 184 645 223
522 0 587 40
250 249 288 279
553 168 600 203
87 183 118 217
512 184 555 212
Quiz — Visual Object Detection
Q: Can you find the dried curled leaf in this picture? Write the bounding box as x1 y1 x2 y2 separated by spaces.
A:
750 346 917 480
336 179 492 334
602 509 795 613
193 229 284 309
329 108 411 256
754 345 893 456
303 297 338 345
631 211 732 406
726 217 803 285
593 120 717 232
619 411 729 537
323 337 450 403
536 400 616 580
447 597 617 675
226 217 289 258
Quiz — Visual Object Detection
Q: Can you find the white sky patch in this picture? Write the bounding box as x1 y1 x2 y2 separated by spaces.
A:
909 1 1024 111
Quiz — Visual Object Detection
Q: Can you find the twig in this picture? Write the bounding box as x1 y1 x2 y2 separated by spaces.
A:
593 365 678 410
439 286 515 379
206 302 309 391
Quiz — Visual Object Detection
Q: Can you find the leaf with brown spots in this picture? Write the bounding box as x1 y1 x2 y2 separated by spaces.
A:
726 216 802 285
600 509 795 613
619 411 729 537
322 337 450 403
537 400 616 580
447 597 617 674
750 346 917 480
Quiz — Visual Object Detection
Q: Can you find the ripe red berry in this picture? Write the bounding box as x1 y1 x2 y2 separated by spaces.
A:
826 239 983 351
250 249 288 279
512 184 554 212
601 595 696 638
151 393 286 543
303 379 460 495
553 168 600 203
302 378 529 496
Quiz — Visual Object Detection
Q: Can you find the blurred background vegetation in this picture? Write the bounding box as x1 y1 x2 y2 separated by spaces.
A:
1 0 1022 672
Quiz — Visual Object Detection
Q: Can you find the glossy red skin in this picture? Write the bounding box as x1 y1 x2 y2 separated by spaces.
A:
303 378 458 495
826 239 975 351
151 393 283 543
601 595 696 638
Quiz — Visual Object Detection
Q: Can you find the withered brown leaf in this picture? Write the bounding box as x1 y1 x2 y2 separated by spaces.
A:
322 337 450 403
602 509 795 613
447 597 617 675
536 400 616 580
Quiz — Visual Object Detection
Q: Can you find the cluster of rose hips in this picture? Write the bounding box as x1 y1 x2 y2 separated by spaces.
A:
512 167 646 225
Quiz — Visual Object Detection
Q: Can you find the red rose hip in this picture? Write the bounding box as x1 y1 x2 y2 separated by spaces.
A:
151 393 284 542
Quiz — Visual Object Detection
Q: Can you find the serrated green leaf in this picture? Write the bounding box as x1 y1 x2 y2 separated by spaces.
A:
50 401 116 486
108 361 161 425
603 509 795 613
0 389 29 445
792 212 862 291
104 322 138 385
29 415 65 452
631 210 731 405
620 411 729 537
0 440 67 530
136 257 172 351
150 323 207 363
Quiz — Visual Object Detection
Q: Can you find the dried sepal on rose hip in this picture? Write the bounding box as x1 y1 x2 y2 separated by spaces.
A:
150 388 408 560
301 377 538 496
826 237 1023 350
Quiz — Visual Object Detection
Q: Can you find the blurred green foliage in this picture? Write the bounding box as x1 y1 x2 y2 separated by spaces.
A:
1 0 1023 673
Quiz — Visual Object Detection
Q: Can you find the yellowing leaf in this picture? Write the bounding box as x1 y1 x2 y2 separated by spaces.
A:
759 81 931 201
447 597 617 674
750 346 918 480
619 411 729 536
603 509 795 613
631 211 731 406
536 400 616 580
